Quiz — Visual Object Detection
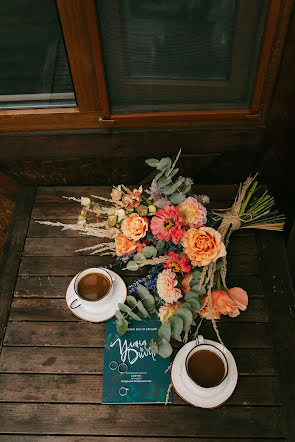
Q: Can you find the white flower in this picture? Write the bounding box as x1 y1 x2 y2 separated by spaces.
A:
81 196 91 207
116 209 126 222
77 215 86 225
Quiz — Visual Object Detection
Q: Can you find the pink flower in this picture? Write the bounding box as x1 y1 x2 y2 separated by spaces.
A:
198 287 248 319
164 251 191 274
157 269 183 304
178 197 207 228
111 186 122 202
121 213 148 241
150 205 184 244
158 302 181 323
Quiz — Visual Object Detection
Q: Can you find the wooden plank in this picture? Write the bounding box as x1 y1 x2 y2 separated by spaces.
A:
0 186 35 350
18 254 260 276
3 321 271 348
0 373 280 405
31 200 235 220
35 185 240 202
257 231 295 440
22 234 258 256
7 298 268 324
0 403 283 437
14 275 265 299
0 347 275 375
0 438 285 442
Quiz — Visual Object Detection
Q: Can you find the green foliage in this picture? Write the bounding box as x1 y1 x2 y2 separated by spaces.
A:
142 245 157 259
118 303 142 321
156 239 165 255
133 253 145 262
126 260 139 271
116 318 128 336
158 339 173 358
137 300 149 318
158 176 172 187
158 322 171 341
169 315 183 341
170 192 185 204
157 157 172 172
145 158 159 167
174 307 193 333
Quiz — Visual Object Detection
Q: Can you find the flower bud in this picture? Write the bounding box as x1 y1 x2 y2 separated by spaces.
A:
108 215 117 227
77 215 86 225
116 209 126 222
137 205 148 217
81 196 91 207
148 205 157 214
92 204 102 215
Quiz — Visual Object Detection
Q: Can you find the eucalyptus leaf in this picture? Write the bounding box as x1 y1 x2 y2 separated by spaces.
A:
158 339 173 358
126 260 139 271
158 176 172 187
173 176 185 189
118 303 142 321
115 310 124 321
142 246 154 259
136 284 155 307
184 291 203 301
133 253 145 262
192 270 202 280
158 322 171 341
181 184 191 194
169 316 183 341
137 300 149 318
157 157 172 172
126 295 137 309
188 298 203 311
145 158 159 168
154 170 165 181
167 168 179 179
116 318 128 336
170 192 185 204
162 184 177 195
181 301 195 312
175 308 193 332
150 339 159 354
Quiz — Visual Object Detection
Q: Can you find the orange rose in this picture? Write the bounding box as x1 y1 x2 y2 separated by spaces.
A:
121 213 148 241
181 226 226 267
115 234 136 256
198 287 248 319
180 272 193 294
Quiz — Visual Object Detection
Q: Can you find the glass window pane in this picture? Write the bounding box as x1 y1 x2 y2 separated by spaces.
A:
96 0 269 113
0 0 76 110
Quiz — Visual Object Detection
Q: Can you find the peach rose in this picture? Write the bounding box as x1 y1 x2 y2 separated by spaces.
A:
121 213 148 241
198 287 248 319
115 233 136 256
180 272 193 294
181 226 226 267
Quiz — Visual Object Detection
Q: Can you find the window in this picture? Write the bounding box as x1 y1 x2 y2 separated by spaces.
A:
0 0 292 131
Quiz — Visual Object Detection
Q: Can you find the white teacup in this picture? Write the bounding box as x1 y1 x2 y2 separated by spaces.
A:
185 336 228 391
68 267 114 312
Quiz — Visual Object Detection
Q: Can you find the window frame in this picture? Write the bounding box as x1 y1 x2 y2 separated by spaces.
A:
0 0 293 132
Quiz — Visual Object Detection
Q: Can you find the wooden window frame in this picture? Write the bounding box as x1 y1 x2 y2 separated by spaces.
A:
0 0 293 132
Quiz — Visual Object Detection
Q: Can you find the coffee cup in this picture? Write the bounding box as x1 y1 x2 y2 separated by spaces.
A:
68 267 114 311
185 336 228 389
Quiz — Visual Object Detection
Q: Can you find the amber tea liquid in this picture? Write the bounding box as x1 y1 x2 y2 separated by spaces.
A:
187 349 226 388
77 273 110 301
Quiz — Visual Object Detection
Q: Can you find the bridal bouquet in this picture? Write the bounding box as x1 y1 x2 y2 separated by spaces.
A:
38 150 285 358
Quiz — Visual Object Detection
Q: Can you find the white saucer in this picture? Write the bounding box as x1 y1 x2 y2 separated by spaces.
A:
65 269 127 322
171 338 238 408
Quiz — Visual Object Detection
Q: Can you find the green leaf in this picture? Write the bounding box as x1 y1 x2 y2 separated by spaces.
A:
158 339 173 358
126 260 139 271
162 184 177 195
118 303 142 321
188 298 203 311
181 301 195 312
184 290 202 301
126 295 137 309
170 192 185 204
142 246 154 259
133 253 145 262
181 184 191 194
115 310 124 321
173 176 185 189
149 339 159 354
158 176 172 187
136 284 155 307
169 315 183 341
116 318 128 336
215 259 223 270
175 307 193 332
167 168 179 179
192 270 202 280
145 158 159 167
137 300 149 318
154 170 165 181
158 322 171 341
197 286 207 295
157 157 172 172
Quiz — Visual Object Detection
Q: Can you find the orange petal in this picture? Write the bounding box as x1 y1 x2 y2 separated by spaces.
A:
228 287 248 311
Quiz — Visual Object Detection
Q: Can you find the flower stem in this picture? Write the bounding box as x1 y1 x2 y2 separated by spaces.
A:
239 180 258 216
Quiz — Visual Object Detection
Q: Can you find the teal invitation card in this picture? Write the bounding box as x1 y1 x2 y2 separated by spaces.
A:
102 317 172 404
